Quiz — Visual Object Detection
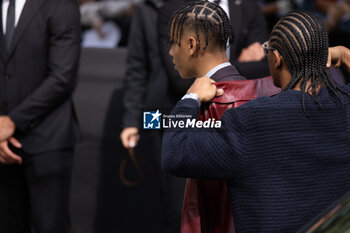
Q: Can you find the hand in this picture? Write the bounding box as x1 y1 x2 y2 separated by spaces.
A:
120 127 140 149
0 137 22 164
276 0 293 15
238 42 265 63
327 46 350 72
187 77 223 103
0 116 16 142
92 19 105 39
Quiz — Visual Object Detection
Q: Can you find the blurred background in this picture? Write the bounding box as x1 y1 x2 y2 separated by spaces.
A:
70 0 350 232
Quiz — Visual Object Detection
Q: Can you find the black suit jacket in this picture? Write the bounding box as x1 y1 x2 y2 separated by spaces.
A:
0 0 81 153
210 65 246 82
228 0 270 78
122 0 169 128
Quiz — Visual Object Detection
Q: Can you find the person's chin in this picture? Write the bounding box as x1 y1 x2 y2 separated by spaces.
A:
180 74 192 79
177 70 193 79
178 71 187 79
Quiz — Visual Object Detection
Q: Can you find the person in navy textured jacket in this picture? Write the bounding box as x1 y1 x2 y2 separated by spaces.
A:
162 4 350 233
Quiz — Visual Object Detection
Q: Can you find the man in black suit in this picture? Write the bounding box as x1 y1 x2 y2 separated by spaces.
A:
120 1 186 232
0 0 81 232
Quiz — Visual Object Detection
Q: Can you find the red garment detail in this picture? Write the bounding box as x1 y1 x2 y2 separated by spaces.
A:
181 77 281 233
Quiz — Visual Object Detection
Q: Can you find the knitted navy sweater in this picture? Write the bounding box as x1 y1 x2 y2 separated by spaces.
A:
162 85 350 233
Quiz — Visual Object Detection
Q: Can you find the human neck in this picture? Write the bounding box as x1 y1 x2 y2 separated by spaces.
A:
194 51 229 78
293 79 322 94
280 77 315 93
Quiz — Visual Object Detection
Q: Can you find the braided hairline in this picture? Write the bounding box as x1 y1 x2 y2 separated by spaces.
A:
300 12 319 76
275 23 302 65
282 16 310 51
270 29 300 73
193 4 223 23
272 13 318 83
288 14 314 77
270 10 350 114
171 2 222 42
273 15 315 67
280 20 313 82
306 13 328 66
169 0 233 50
288 13 314 41
308 11 346 101
176 6 194 46
277 16 320 98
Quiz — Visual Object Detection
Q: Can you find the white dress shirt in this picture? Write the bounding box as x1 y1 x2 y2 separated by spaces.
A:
208 0 230 18
205 62 231 78
2 0 26 34
208 0 230 59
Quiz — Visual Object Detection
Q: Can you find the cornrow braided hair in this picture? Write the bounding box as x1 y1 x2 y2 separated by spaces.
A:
270 10 350 113
169 0 234 50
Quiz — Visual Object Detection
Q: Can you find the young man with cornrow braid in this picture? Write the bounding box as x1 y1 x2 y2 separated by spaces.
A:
157 0 270 105
168 1 245 82
162 7 350 233
166 1 280 232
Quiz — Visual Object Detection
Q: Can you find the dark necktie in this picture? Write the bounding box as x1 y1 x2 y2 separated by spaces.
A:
5 0 15 50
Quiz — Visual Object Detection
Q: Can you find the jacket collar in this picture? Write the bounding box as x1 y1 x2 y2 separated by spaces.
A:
212 77 281 103
210 65 245 82
0 3 7 62
0 0 45 62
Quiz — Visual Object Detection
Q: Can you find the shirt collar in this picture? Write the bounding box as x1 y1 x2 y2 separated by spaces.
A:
205 62 231 78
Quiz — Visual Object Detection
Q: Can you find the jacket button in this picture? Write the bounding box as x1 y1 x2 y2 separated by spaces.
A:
5 74 11 80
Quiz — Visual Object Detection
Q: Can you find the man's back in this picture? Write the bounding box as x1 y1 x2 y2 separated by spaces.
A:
163 84 350 233
223 85 350 232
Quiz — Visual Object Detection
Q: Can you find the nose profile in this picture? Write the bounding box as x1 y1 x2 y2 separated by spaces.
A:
169 47 173 56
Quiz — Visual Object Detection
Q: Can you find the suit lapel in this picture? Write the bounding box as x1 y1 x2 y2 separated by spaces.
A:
7 0 45 59
0 3 8 62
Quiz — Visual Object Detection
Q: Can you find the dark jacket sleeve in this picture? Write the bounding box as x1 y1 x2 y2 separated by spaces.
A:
245 0 269 46
231 0 270 79
121 5 150 128
161 99 247 180
232 58 270 79
9 0 81 131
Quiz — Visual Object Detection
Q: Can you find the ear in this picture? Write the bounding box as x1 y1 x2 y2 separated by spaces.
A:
273 50 282 69
187 36 199 56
